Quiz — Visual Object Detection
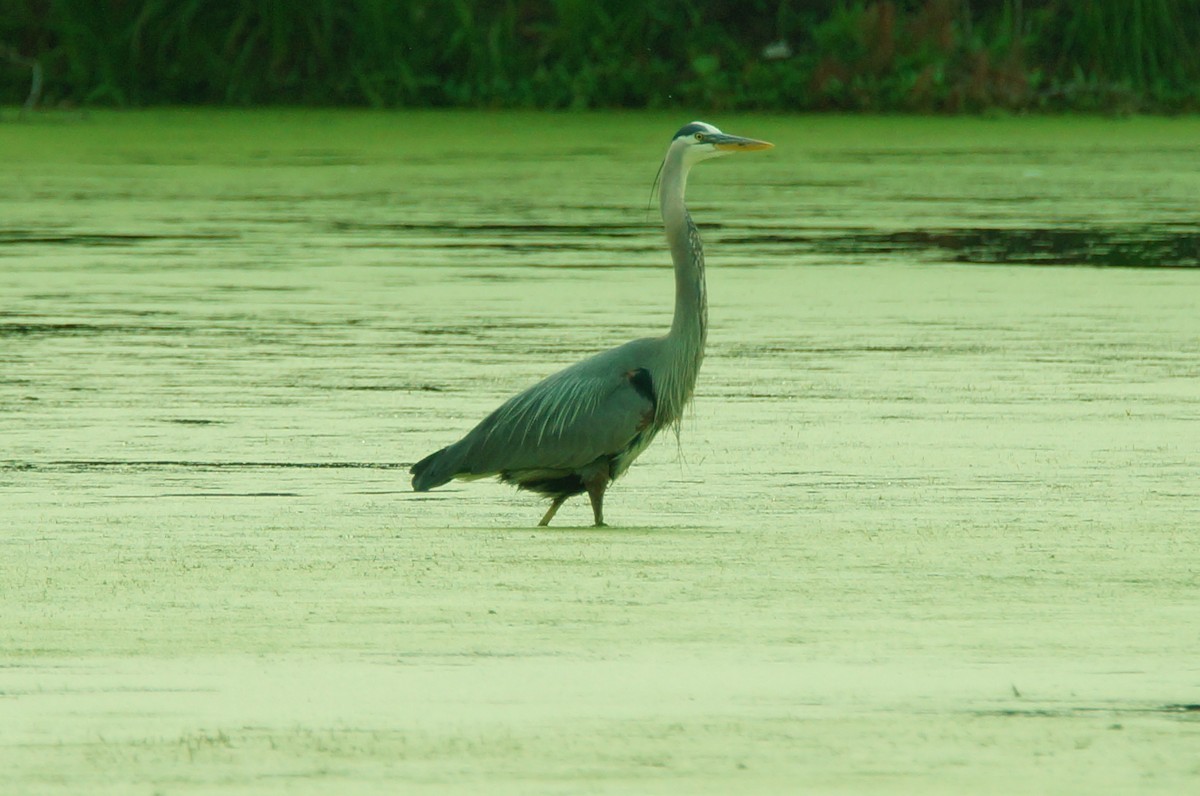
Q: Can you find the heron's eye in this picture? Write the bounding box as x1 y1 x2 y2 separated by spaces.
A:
694 132 706 142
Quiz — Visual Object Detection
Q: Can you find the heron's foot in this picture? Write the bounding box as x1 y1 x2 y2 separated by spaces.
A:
584 475 608 528
593 520 608 528
539 495 567 527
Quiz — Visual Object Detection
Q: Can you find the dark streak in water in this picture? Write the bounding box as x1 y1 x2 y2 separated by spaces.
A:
154 492 301 498
0 231 237 246
332 384 446 392
725 343 998 357
1 460 408 472
726 225 1200 268
328 220 654 236
976 703 1200 718
822 145 1195 163
0 322 191 338
323 218 1200 269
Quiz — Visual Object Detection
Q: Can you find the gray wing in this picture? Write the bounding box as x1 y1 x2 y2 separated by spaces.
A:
455 357 655 477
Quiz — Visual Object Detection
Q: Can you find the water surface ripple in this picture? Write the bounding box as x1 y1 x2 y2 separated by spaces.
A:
2 112 1199 793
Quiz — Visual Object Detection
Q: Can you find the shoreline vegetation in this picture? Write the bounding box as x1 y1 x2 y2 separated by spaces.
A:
2 1 1199 114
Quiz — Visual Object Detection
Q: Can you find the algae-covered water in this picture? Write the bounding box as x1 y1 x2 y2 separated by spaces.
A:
2 110 1199 793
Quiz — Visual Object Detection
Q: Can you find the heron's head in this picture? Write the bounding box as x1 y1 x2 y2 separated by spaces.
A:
670 121 773 166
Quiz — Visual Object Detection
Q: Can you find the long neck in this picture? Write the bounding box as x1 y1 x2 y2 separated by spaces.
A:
660 149 707 344
656 147 707 429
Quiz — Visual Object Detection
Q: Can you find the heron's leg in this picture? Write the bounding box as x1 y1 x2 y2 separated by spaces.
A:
584 475 608 527
538 495 567 527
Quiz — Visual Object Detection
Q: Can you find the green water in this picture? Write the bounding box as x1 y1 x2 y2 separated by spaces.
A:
2 110 1199 793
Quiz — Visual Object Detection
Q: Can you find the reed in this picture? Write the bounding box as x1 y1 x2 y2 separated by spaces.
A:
0 1 1196 111
1036 0 1200 110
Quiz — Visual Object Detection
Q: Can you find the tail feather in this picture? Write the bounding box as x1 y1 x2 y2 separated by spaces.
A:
410 445 460 491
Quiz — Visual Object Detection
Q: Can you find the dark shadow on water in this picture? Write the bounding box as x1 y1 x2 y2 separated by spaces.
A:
976 703 1200 719
0 230 236 246
156 491 301 498
7 219 1196 268
0 460 408 472
327 220 649 237
331 220 1198 268
729 225 1200 268
0 322 191 338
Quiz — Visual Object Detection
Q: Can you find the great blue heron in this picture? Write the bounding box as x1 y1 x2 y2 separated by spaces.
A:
411 121 772 526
